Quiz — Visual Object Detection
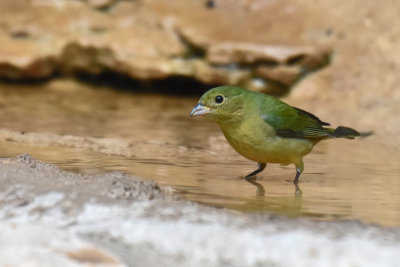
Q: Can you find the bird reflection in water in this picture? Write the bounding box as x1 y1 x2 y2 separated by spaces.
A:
244 177 302 197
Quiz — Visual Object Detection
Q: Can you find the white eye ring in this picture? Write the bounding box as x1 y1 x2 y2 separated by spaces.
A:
215 95 224 104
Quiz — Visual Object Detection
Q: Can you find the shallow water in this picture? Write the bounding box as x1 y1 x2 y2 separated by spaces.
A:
0 80 399 226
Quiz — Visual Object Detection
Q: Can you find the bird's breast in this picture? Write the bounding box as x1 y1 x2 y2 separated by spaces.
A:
219 117 313 165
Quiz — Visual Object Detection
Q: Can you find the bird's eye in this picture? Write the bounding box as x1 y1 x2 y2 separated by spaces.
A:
215 95 224 104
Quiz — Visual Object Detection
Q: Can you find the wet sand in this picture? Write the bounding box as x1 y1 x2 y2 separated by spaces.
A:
1 154 400 267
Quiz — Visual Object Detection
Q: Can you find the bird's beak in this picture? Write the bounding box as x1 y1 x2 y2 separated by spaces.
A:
190 103 211 117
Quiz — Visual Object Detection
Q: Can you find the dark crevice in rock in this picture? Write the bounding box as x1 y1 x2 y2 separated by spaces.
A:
286 54 306 65
0 70 61 84
82 0 120 12
75 71 218 96
174 30 207 60
211 60 280 69
10 31 31 40
205 0 217 9
0 38 332 96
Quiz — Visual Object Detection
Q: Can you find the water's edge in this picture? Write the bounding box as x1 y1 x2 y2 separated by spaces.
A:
1 154 399 267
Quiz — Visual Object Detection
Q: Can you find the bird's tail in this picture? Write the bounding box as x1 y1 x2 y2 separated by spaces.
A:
328 126 360 139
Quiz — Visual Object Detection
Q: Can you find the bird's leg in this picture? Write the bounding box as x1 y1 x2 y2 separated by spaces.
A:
293 169 301 184
293 161 304 185
244 162 266 181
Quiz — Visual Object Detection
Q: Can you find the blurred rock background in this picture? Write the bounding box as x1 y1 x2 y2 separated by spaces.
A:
0 0 399 148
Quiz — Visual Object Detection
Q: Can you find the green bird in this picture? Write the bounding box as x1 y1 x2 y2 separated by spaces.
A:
190 86 360 185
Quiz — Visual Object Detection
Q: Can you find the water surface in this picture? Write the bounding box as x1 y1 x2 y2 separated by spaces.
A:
0 80 399 226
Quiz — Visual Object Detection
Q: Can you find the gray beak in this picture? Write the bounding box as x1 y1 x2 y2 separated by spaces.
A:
190 103 211 117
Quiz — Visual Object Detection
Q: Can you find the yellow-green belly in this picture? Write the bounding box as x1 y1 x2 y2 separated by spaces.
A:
220 118 314 166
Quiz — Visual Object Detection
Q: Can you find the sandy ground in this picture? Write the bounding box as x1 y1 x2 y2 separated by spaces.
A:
0 154 399 267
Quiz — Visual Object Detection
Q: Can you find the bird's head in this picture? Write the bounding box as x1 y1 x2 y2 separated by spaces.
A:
190 86 247 123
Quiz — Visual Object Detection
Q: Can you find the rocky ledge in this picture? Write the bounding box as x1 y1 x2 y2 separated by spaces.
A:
0 0 330 95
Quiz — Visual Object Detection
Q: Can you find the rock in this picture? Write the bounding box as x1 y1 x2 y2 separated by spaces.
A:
256 65 301 86
1 223 124 267
60 43 117 76
206 43 324 66
0 0 330 95
205 42 330 92
86 0 118 10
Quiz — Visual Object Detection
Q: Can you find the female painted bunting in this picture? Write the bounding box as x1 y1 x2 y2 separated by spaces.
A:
190 86 359 185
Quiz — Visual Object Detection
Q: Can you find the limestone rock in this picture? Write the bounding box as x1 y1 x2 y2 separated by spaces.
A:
0 0 330 95
86 0 118 10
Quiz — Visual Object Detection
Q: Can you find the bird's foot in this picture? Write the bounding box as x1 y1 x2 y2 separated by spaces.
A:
294 183 302 197
243 175 260 181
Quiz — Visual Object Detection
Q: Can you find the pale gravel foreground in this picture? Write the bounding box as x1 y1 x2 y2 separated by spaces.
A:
0 155 399 267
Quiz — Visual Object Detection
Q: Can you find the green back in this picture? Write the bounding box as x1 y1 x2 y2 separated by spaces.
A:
251 91 332 139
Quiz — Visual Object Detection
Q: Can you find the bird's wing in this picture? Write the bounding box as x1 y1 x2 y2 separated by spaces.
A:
292 107 330 126
261 100 331 139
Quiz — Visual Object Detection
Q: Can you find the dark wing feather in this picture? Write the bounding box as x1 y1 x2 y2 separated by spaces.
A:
261 100 331 139
293 107 330 126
